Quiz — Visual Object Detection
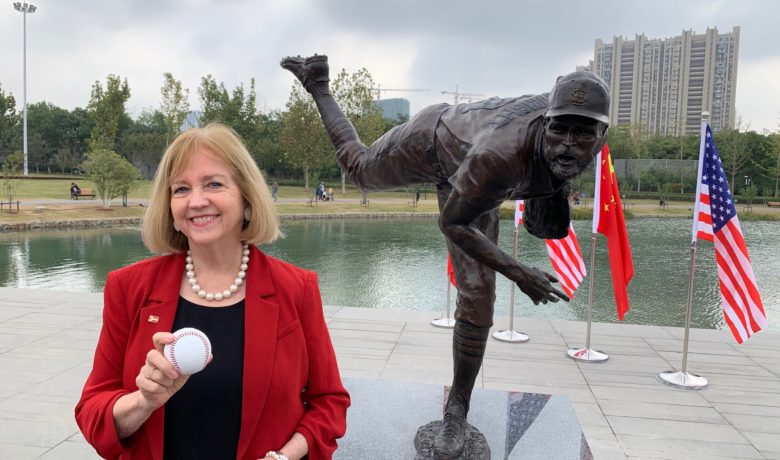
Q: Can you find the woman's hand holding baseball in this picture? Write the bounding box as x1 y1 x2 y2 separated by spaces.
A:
135 332 190 411
113 332 197 440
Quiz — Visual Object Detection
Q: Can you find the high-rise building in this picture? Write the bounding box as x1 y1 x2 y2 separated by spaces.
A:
590 27 739 135
375 98 410 121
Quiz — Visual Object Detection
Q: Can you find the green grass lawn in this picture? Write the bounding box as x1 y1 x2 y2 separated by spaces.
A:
11 178 152 200
8 177 429 201
3 177 779 223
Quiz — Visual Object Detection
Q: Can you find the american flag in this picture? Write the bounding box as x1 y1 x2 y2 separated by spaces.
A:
693 124 766 343
514 200 524 227
545 224 586 298
516 200 586 298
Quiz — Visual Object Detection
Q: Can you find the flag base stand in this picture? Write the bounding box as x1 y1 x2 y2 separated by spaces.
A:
566 347 609 362
657 370 708 390
431 318 456 328
492 330 529 343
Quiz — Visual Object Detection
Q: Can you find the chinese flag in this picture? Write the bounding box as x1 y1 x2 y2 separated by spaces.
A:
446 254 457 287
592 145 634 320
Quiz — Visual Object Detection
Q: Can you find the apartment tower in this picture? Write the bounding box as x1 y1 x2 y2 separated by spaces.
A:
590 27 740 135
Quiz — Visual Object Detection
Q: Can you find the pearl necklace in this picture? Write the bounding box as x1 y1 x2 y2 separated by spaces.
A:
185 243 249 302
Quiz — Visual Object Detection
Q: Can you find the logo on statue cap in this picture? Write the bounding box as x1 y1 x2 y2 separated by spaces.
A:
570 87 586 106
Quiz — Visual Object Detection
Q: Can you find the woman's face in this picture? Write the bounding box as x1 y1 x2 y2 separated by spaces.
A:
169 147 245 250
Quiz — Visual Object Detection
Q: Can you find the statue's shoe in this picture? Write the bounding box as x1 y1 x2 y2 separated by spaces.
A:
280 54 330 92
432 410 467 459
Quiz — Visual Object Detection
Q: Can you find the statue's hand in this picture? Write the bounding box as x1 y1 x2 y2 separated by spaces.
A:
516 266 570 304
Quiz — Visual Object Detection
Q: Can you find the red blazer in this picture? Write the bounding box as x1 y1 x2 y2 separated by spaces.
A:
75 246 350 460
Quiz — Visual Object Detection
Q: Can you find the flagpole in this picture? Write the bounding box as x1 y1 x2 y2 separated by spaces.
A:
658 113 709 389
586 234 596 350
431 265 456 328
567 233 608 362
681 242 701 374
493 225 529 343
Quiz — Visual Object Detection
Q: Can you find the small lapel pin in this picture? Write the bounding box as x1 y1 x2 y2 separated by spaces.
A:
147 315 159 323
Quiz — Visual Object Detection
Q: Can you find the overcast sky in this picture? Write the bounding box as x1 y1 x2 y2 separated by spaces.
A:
1 0 778 133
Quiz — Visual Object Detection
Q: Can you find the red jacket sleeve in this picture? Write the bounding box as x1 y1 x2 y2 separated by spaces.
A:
74 271 133 459
295 272 350 458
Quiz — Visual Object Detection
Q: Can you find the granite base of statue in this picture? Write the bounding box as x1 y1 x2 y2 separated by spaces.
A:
335 378 592 460
413 420 490 460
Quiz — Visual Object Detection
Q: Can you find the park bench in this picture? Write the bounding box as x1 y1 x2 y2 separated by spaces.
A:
767 201 780 208
72 188 96 199
1 200 20 212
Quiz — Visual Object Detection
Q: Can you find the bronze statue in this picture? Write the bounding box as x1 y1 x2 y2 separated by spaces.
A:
281 54 609 459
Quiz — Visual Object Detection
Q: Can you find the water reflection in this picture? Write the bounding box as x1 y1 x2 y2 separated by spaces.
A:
0 218 777 332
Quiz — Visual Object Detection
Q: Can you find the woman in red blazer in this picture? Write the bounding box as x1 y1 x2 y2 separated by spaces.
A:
75 123 350 460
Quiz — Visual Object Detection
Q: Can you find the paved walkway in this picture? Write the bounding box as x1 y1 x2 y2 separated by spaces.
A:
1 287 778 459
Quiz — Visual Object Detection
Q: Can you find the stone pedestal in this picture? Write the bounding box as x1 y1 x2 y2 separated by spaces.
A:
336 378 591 459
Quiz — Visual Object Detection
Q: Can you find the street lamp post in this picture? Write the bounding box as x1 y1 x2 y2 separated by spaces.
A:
13 2 37 177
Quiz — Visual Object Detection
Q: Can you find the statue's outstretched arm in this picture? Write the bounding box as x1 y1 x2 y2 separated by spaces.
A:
439 190 570 304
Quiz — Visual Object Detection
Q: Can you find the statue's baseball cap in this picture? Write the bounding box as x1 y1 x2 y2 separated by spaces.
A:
545 71 610 125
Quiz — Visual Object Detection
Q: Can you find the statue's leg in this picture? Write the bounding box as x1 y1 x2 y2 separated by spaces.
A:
281 55 447 191
434 185 499 458
281 55 368 177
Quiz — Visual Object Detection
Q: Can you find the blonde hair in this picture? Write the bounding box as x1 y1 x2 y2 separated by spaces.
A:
142 123 280 254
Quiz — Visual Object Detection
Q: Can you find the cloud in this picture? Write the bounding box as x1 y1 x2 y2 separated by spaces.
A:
736 57 780 132
0 0 776 132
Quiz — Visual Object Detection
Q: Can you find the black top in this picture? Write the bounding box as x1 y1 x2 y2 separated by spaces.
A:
163 297 245 460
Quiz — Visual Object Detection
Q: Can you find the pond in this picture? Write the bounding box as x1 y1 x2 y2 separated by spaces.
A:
1 217 777 332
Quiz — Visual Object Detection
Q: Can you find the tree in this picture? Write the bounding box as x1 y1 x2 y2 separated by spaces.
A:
81 149 141 208
25 101 79 173
605 124 637 159
118 109 167 178
197 75 260 142
1 161 20 207
770 134 780 197
88 75 131 151
54 146 76 174
61 107 95 173
120 131 166 179
741 184 757 212
4 151 24 171
630 123 651 192
279 83 330 191
160 72 190 145
251 111 286 176
330 67 386 193
197 74 229 124
0 84 19 161
715 117 751 193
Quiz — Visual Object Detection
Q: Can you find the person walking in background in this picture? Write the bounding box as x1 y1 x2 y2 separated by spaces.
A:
271 181 279 202
317 181 325 201
75 123 349 460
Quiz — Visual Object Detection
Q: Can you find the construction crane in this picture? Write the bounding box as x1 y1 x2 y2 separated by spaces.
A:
372 84 430 101
441 84 485 105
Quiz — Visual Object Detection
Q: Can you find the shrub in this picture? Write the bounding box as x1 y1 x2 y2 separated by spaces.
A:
81 149 141 208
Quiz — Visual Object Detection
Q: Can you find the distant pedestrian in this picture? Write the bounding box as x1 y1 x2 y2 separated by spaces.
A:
271 181 278 202
70 182 81 199
415 188 421 204
317 181 325 201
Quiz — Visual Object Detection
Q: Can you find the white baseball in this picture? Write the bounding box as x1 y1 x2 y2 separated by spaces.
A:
163 327 212 375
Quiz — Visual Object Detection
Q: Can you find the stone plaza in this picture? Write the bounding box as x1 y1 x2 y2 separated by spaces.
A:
0 287 778 459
